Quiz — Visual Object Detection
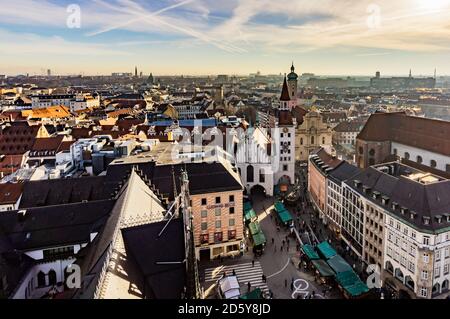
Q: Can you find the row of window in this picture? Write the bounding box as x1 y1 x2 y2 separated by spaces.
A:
201 218 236 230
299 136 326 145
200 230 237 244
201 195 234 206
201 207 235 217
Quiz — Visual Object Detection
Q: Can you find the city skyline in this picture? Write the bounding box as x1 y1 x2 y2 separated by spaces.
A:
1 0 450 76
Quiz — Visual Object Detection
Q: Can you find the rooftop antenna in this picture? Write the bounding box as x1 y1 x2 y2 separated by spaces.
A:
434 68 437 79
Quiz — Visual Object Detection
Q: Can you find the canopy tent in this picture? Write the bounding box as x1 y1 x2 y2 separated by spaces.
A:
274 201 286 213
252 232 267 247
335 270 360 286
344 281 370 297
316 241 337 260
311 259 335 277
326 255 353 274
218 276 241 299
244 209 257 222
302 244 320 260
240 288 263 300
244 201 252 213
278 210 293 225
248 222 263 235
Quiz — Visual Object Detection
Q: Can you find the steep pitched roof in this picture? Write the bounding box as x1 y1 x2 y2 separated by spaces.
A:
280 77 291 101
357 112 450 156
0 182 24 205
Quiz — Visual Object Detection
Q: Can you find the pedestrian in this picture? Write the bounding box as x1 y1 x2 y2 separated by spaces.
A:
285 279 287 288
247 282 251 292
262 274 266 283
312 291 316 299
282 240 285 246
272 237 274 244
290 281 294 291
280 246 283 252
252 260 255 267
232 269 236 276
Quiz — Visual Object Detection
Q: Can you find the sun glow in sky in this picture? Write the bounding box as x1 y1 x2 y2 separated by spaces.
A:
0 0 450 76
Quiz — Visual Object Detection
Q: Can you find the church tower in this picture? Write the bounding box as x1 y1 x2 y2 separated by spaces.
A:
287 62 298 106
279 75 291 111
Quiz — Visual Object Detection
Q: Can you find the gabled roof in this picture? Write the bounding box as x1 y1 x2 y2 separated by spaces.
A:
357 112 450 156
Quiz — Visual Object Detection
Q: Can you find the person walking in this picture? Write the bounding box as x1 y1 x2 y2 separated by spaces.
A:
284 279 287 288
272 237 274 244
247 282 251 292
252 260 255 267
232 269 236 276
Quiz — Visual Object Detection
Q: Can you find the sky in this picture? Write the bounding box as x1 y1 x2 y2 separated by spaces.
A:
0 0 450 76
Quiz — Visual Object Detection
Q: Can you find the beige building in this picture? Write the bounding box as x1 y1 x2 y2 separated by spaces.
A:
192 189 244 261
296 110 333 161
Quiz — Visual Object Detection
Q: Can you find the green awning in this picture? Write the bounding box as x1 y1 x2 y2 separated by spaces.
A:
244 209 257 222
274 201 285 212
278 209 293 224
240 288 262 299
326 255 353 274
244 201 252 212
248 222 262 235
335 270 360 286
344 281 370 297
311 259 335 277
252 232 266 247
316 241 337 259
302 244 320 260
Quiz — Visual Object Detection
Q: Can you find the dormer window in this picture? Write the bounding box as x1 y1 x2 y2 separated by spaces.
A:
435 215 442 224
410 211 416 220
423 216 430 225
372 191 380 199
392 202 398 210
444 214 450 223
401 207 408 215
381 195 389 205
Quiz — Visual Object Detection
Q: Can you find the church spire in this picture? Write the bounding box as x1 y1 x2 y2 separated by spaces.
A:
291 62 295 73
280 74 291 101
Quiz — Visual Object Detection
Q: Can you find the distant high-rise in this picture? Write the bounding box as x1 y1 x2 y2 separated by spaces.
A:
47 69 51 77
147 73 154 85
134 66 138 77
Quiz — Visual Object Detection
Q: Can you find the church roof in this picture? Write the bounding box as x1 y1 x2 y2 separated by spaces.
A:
280 77 291 101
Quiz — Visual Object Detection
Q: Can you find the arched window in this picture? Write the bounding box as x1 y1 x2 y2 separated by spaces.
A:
359 147 364 154
393 148 398 156
48 270 57 286
311 136 315 145
369 149 375 156
322 137 325 144
404 152 410 160
247 165 254 183
37 271 46 287
430 160 437 168
417 156 423 164
300 138 303 146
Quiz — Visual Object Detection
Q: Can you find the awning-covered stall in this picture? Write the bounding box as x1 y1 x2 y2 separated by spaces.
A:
252 232 267 247
311 259 335 278
326 255 353 274
278 210 293 225
240 288 263 299
218 275 241 299
316 241 338 260
244 201 252 213
302 244 320 260
244 209 257 223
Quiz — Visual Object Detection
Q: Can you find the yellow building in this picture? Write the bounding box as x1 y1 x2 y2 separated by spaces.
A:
295 110 333 161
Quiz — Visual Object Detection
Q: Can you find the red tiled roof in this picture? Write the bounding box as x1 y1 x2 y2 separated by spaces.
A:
357 112 450 156
0 154 25 175
0 123 41 155
0 182 24 204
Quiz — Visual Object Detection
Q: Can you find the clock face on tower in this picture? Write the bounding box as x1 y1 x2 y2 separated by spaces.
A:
283 127 289 133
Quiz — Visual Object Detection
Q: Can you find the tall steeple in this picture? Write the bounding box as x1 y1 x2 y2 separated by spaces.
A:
135 66 138 77
280 75 291 101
